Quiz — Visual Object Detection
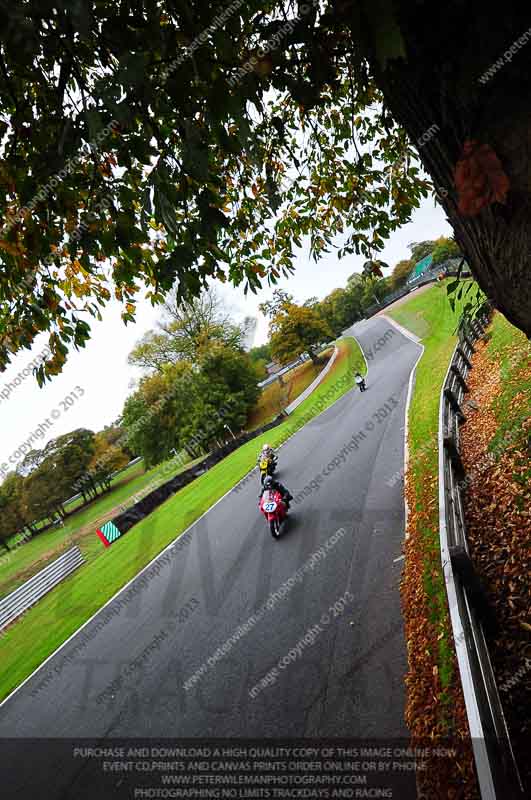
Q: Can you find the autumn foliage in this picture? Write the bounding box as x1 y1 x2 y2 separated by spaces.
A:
454 140 510 216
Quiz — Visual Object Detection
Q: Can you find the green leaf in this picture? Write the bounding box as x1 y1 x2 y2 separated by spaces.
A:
446 280 459 295
363 0 407 69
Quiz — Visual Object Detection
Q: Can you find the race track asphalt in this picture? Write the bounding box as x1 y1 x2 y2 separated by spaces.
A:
0 316 422 799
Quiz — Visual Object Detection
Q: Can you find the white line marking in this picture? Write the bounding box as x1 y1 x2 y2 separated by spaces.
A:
393 555 405 563
381 313 422 344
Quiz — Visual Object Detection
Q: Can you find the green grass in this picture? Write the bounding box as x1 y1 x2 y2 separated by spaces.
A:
388 279 480 721
484 313 531 453
388 280 475 452
0 336 363 703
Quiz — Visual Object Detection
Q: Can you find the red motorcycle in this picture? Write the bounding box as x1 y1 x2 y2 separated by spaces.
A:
259 488 288 539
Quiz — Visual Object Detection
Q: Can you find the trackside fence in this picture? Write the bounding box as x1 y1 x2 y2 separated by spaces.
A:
438 306 524 799
0 546 84 632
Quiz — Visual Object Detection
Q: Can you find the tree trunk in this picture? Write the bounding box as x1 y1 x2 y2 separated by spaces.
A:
361 3 531 337
88 474 98 497
1 540 10 552
309 348 320 366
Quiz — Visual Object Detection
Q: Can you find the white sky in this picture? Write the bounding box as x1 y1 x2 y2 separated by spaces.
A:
0 193 451 474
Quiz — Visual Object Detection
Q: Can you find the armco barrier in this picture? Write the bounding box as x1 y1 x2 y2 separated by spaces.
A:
284 346 338 414
438 306 524 798
0 546 84 632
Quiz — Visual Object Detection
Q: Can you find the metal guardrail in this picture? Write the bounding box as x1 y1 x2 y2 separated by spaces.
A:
284 345 339 414
257 356 305 388
363 272 439 318
438 308 524 799
257 344 334 389
0 546 84 631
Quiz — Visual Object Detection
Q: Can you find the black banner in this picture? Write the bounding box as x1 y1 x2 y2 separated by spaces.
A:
0 737 470 800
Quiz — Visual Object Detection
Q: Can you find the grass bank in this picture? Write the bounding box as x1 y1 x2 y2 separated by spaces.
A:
0 336 363 703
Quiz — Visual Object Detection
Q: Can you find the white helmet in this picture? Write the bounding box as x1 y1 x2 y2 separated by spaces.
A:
262 443 270 450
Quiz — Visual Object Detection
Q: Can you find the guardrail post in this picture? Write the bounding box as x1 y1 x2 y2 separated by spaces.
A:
471 319 484 338
449 546 498 636
443 388 466 425
456 345 472 370
450 364 469 393
462 332 476 353
443 434 466 477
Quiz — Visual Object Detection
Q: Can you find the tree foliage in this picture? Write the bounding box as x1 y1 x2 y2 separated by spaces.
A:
121 344 259 467
0 426 132 535
128 287 245 372
20 428 97 521
121 362 197 467
0 472 30 549
390 258 414 289
195 343 261 437
259 288 295 320
316 285 362 336
0 0 435 382
248 342 272 364
431 236 462 266
408 241 436 264
270 302 332 365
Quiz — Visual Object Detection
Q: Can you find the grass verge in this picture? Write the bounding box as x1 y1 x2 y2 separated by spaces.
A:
0 336 363 703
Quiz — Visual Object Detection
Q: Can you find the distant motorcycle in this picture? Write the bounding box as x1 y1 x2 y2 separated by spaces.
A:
355 375 367 392
259 454 277 485
259 487 288 538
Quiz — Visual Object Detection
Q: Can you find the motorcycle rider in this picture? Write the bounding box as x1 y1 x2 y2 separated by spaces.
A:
257 443 276 466
259 474 293 510
354 371 366 392
257 443 278 481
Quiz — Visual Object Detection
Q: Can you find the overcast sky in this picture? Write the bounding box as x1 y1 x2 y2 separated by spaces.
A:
0 193 451 474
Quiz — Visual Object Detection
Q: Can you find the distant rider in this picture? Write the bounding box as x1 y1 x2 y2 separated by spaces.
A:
354 372 366 392
257 443 277 468
259 475 293 510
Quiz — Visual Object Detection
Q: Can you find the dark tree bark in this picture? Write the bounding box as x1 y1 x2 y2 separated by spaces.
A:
308 348 320 365
360 2 531 335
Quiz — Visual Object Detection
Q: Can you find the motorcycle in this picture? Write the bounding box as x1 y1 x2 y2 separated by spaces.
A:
356 377 367 392
259 454 277 485
259 487 288 538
